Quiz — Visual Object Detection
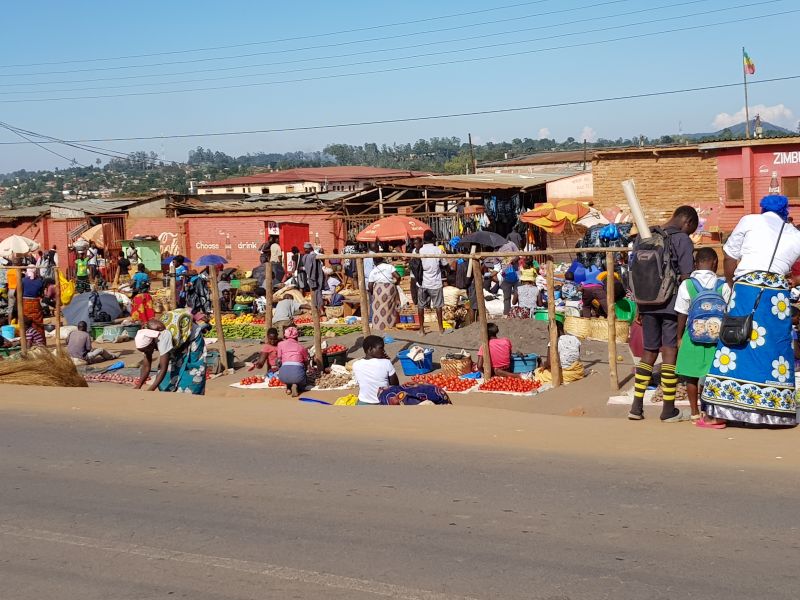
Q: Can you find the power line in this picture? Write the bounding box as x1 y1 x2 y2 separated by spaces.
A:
0 122 85 167
1 0 736 94
0 0 557 68
0 0 634 77
1 74 797 146
0 0 711 88
1 9 795 104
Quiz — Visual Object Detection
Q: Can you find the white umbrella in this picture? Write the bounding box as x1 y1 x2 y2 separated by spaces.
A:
0 234 40 257
576 208 609 229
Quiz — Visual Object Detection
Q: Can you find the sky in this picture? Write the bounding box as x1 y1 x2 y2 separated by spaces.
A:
0 0 798 172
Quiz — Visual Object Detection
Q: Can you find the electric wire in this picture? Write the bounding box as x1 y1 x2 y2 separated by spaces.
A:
0 122 85 167
1 0 753 95
1 74 796 146
1 9 794 104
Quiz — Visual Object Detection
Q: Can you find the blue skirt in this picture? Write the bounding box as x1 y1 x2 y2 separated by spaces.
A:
701 272 797 426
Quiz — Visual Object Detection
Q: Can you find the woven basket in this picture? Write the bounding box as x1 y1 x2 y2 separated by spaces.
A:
564 316 592 339
440 355 473 377
239 278 257 293
325 306 344 319
587 318 631 342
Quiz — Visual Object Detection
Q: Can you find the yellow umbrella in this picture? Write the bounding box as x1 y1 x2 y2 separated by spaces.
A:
520 201 592 233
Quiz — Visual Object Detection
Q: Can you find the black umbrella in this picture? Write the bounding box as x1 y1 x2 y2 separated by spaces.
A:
459 231 508 248
62 291 123 326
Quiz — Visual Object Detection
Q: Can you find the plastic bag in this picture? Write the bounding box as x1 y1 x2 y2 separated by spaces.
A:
334 394 358 406
59 270 75 305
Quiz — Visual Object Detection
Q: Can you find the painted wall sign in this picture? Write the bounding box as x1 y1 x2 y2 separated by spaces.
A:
774 151 800 165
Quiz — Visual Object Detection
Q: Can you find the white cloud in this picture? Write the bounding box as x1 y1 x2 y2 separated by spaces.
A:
579 126 597 142
537 127 551 139
713 103 796 129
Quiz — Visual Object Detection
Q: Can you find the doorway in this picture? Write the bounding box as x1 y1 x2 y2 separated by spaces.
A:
277 222 309 267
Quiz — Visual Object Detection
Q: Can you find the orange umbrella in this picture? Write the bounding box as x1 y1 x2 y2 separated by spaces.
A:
520 200 592 233
356 216 431 242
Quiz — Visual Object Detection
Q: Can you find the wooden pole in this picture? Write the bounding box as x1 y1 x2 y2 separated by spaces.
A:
378 187 385 216
16 267 27 357
606 251 619 392
355 258 371 337
264 263 273 331
546 257 561 387
169 263 177 311
54 267 62 352
310 300 324 368
208 264 229 371
472 257 492 380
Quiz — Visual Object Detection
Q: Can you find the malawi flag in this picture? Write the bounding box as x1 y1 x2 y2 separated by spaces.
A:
743 49 756 75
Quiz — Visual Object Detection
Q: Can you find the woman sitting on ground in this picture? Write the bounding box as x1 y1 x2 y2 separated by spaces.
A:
535 320 584 383
476 322 519 378
276 326 310 397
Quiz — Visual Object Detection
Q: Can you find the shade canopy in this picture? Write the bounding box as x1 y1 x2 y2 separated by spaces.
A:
458 231 508 249
195 254 228 267
80 224 105 249
0 234 40 257
356 216 431 242
520 200 592 234
62 291 123 326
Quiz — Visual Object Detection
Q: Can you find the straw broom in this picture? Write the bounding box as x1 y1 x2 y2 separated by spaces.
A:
0 347 88 387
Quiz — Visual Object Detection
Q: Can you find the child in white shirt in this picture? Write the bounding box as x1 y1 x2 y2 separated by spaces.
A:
352 335 399 405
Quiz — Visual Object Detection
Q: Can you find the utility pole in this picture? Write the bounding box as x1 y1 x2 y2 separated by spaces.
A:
468 133 477 174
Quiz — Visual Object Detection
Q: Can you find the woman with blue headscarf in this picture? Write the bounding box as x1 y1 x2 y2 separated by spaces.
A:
700 195 800 428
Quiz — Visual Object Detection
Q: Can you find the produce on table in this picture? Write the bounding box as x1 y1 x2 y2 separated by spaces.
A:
221 314 265 325
239 376 265 386
235 295 256 304
478 377 541 393
293 315 313 325
314 371 354 389
299 324 360 337
409 374 477 392
324 344 347 355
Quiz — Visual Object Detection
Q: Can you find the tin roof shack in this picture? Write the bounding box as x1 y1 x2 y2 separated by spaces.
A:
333 172 575 242
0 206 51 248
198 166 432 196
152 194 346 269
592 136 800 232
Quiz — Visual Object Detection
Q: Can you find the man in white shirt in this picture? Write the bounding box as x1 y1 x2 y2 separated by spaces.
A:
352 335 400 405
417 230 448 334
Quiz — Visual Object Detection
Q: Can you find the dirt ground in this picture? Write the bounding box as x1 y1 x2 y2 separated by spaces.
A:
75 318 637 418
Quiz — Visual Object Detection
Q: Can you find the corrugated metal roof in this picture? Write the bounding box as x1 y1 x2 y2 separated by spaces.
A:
697 135 800 150
377 172 574 192
203 167 434 187
479 150 601 168
0 205 50 219
49 198 141 215
170 196 331 214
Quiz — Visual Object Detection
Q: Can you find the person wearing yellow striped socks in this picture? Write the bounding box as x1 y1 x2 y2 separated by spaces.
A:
628 206 699 422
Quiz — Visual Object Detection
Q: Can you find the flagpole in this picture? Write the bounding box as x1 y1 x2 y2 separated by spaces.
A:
743 46 751 139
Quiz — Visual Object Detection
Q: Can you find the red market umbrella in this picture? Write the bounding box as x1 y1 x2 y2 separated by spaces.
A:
355 216 431 242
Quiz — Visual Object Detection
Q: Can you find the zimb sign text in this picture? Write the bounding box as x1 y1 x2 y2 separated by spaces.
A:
774 151 800 165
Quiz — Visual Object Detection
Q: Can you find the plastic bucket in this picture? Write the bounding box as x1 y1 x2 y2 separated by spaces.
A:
394 264 407 277
533 309 565 323
511 353 539 373
397 348 434 376
322 349 348 369
614 298 637 322
1 324 16 340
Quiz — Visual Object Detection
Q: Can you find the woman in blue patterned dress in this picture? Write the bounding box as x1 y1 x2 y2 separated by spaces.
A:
701 195 800 428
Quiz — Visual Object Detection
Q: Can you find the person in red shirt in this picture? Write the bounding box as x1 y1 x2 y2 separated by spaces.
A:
476 322 519 378
253 327 280 374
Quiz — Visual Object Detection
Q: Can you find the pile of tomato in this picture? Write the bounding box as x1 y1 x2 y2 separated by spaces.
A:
478 377 541 393
294 315 313 325
324 344 347 355
239 376 265 386
268 376 285 388
410 374 477 393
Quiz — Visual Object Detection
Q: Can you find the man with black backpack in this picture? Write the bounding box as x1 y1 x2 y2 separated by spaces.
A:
627 206 698 422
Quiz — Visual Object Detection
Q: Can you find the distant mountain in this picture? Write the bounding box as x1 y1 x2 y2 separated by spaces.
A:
682 120 794 141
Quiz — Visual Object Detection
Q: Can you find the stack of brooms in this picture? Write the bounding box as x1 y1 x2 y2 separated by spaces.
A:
0 348 87 387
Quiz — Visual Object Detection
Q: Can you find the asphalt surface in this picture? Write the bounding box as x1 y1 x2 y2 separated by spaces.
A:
2 409 799 600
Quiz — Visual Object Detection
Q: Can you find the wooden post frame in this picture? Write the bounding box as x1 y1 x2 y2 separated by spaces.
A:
311 300 324 368
264 264 273 331
208 264 229 371
169 263 177 311
15 267 27 357
546 257 561 387
605 251 619 392
472 257 492 380
355 258 371 337
54 267 62 351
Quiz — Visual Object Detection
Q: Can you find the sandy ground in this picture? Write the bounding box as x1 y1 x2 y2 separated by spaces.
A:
77 319 636 418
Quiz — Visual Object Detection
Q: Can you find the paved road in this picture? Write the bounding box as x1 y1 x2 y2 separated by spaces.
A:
2 409 799 600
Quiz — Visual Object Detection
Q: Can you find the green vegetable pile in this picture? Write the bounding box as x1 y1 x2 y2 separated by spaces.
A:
204 323 362 340
299 324 361 337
